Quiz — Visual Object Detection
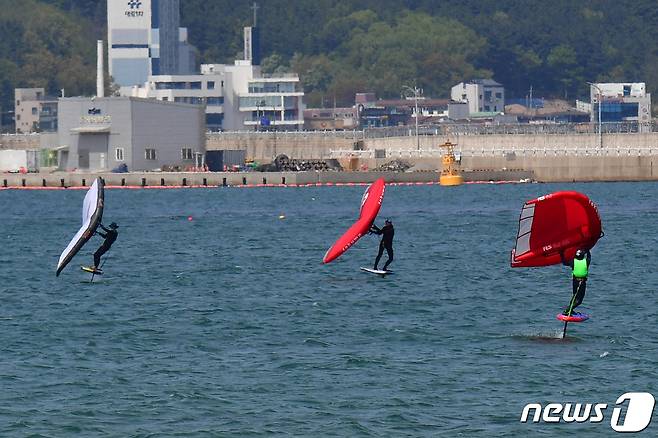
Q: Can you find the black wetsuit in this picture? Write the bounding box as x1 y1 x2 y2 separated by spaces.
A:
562 251 591 312
371 223 394 271
94 225 118 268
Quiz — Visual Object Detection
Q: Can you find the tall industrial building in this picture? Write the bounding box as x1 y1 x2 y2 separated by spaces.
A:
107 0 196 91
243 26 261 66
116 1 305 131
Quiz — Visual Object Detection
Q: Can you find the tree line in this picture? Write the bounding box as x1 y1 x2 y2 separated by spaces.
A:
1 0 655 113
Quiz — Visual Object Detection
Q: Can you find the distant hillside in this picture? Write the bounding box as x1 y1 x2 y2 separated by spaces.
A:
0 0 102 114
1 0 654 112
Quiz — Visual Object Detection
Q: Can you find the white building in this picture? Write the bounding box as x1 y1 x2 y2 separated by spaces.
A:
131 60 305 131
589 82 651 124
107 0 195 92
451 79 505 114
221 62 305 131
131 72 225 131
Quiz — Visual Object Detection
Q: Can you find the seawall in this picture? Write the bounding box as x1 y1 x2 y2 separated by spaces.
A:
4 131 658 182
0 169 534 189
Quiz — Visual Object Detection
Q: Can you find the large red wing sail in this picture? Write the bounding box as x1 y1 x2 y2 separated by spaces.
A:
511 191 602 267
323 178 385 264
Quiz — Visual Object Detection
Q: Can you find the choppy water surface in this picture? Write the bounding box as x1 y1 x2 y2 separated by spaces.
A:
1 182 657 436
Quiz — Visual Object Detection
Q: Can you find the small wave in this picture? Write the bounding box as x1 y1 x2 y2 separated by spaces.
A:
511 330 580 342
303 338 330 347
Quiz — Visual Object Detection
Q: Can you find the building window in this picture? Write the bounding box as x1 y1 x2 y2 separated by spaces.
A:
181 148 193 160
206 97 223 106
484 105 491 111
162 97 169 101
207 81 215 90
32 107 38 115
495 92 502 99
145 148 157 160
115 148 125 161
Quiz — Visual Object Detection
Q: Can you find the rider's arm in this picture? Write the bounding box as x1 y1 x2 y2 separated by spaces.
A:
370 225 382 234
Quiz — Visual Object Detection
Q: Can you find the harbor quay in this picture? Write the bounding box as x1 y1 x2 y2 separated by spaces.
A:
3 127 658 184
0 169 532 189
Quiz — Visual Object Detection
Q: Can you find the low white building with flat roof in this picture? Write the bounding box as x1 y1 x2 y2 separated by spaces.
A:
57 96 204 172
130 73 225 131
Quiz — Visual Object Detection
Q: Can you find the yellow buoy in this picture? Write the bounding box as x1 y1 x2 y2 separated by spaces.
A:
439 140 463 186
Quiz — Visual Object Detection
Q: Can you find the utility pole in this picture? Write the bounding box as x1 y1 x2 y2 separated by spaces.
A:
402 85 422 151
529 85 533 109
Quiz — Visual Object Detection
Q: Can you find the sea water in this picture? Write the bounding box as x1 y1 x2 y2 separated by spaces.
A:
0 182 657 436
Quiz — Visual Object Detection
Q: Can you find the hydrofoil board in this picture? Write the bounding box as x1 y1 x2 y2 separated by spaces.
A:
557 312 589 323
360 267 392 276
81 266 103 275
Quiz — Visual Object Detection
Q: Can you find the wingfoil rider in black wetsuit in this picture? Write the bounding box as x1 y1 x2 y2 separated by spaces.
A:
92 222 119 271
370 219 394 271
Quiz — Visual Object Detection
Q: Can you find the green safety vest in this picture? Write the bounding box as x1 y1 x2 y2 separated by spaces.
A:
573 257 588 278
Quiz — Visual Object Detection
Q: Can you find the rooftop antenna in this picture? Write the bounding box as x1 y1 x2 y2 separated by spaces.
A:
251 2 259 26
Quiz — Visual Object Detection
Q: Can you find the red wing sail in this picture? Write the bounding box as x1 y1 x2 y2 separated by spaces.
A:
323 178 385 264
511 191 602 267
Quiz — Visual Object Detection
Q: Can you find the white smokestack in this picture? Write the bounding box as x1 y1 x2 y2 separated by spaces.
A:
97 40 104 98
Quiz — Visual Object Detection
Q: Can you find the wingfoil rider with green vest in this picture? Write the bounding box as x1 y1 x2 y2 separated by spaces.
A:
561 249 591 315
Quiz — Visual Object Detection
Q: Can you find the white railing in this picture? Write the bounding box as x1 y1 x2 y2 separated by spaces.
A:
330 150 374 158
208 121 658 139
458 147 658 157
330 147 658 159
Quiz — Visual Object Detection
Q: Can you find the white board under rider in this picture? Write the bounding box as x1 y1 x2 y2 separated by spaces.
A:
360 267 392 276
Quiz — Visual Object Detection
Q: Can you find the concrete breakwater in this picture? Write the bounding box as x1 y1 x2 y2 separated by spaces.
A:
0 169 532 189
206 131 658 159
463 154 658 182
4 130 658 182
207 131 658 181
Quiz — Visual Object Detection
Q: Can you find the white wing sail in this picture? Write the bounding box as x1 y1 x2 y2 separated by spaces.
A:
56 178 104 276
